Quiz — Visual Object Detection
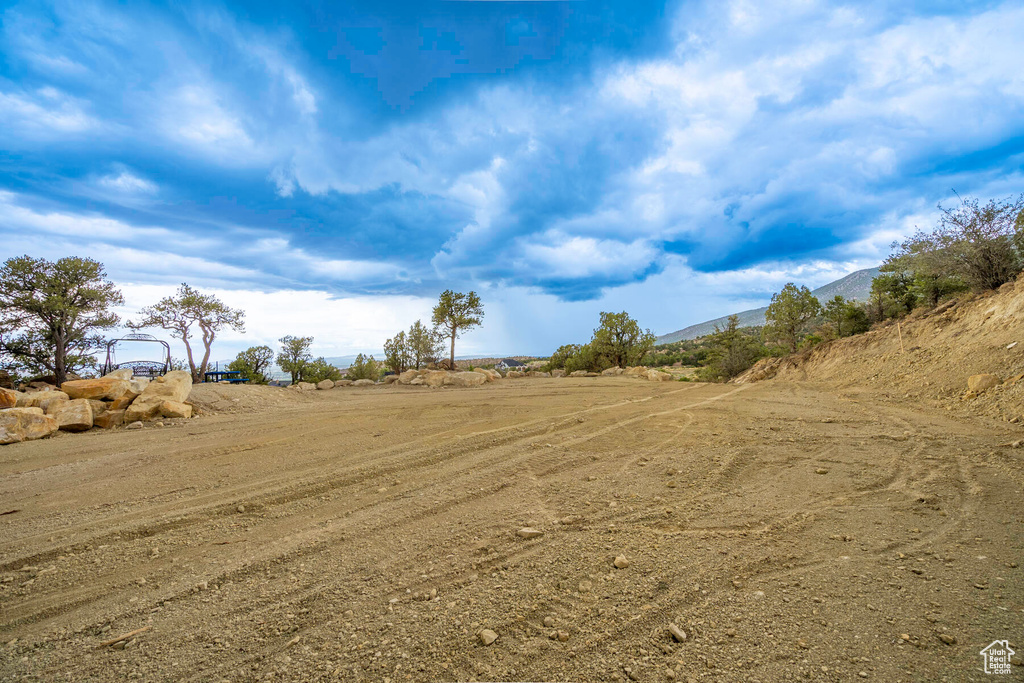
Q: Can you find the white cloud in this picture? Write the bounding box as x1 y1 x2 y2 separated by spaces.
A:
0 87 97 136
98 171 158 194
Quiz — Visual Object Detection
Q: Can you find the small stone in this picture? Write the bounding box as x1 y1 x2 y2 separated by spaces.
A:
548 631 559 640
517 527 543 539
731 580 744 589
543 616 555 627
665 669 676 681
557 630 569 642
126 421 144 430
478 629 498 646
613 555 630 569
858 673 869 679
938 634 956 645
899 633 910 641
237 505 245 513
668 624 687 642
815 468 829 475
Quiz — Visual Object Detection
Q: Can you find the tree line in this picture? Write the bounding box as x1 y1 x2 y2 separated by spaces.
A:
0 260 244 386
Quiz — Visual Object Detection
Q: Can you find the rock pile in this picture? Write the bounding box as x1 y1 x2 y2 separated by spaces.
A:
0 369 195 445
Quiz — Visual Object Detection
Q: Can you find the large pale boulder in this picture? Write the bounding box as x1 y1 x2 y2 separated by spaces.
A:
0 407 59 444
125 399 162 423
94 410 125 429
472 368 497 382
334 379 353 387
624 366 648 378
55 399 93 432
41 395 71 415
601 367 624 376
967 374 1001 393
61 378 131 401
532 371 551 378
506 371 525 378
422 371 448 388
19 391 70 408
316 379 335 390
103 368 135 380
569 370 590 378
159 401 192 419
647 369 673 382
86 399 108 418
398 369 421 384
382 375 400 385
138 370 193 403
294 381 316 391
0 388 17 409
446 372 488 388
551 369 566 378
353 379 375 387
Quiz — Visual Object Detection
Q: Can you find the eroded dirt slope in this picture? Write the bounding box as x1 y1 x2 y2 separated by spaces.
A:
1 378 1022 682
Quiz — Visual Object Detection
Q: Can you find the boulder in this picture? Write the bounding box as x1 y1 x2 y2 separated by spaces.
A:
124 399 163 423
103 368 135 380
967 374 1001 393
86 399 109 418
353 379 375 387
55 399 94 432
382 375 400 385
551 369 566 378
398 369 421 385
569 370 590 378
473 368 497 382
533 371 551 378
138 370 193 403
446 372 488 388
94 410 126 429
601 367 624 376
334 379 353 387
0 388 17 409
0 407 59 444
109 396 135 410
647 369 673 382
61 378 131 401
20 390 70 408
40 396 71 415
159 400 192 419
506 371 525 378
409 377 425 386
422 371 448 388
585 372 599 377
624 366 648 378
316 379 335 390
295 381 316 391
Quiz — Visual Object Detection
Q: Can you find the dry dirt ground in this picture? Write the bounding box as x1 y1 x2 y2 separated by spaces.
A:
1 378 1022 682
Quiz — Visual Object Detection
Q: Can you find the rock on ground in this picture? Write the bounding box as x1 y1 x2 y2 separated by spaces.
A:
94 410 126 429
446 372 488 388
316 380 335 390
0 407 59 444
353 379 375 387
159 401 192 419
61 378 132 401
55 399 94 432
602 367 624 376
0 388 17 409
647 369 673 382
967 374 1000 393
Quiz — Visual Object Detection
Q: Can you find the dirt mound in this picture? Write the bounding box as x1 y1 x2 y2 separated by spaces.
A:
737 274 1024 422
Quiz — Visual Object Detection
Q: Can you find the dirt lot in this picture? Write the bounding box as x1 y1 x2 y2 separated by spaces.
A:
1 378 1022 682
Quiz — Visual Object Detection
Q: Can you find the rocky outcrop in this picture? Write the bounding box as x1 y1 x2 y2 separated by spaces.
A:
967 374 1000 393
55 399 94 432
0 407 59 444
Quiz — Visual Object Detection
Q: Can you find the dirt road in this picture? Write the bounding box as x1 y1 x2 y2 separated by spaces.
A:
1 379 1022 682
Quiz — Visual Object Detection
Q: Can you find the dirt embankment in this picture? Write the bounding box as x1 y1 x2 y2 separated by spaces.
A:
738 275 1024 424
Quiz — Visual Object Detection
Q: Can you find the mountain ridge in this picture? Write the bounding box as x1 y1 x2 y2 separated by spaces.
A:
656 266 880 344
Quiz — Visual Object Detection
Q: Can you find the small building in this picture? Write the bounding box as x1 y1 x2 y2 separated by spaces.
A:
496 358 527 372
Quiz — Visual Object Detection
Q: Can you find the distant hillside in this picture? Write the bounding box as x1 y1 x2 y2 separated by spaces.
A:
656 266 880 344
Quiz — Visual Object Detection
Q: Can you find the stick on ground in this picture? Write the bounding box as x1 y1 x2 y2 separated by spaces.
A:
97 625 152 648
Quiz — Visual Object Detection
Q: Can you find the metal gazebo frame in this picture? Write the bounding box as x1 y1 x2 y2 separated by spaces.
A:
100 333 172 378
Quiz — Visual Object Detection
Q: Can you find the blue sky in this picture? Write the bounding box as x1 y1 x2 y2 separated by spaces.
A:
2 0 1023 360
